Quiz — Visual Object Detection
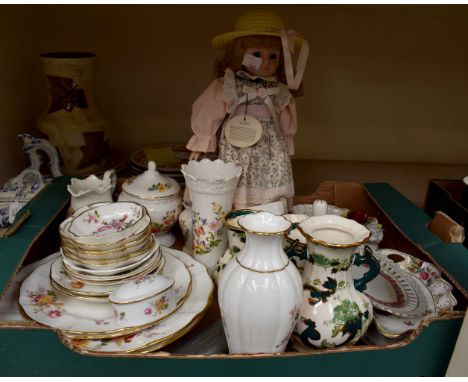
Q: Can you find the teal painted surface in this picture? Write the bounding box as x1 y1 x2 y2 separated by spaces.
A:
364 183 439 247
424 242 468 293
0 319 462 376
365 182 468 293
0 176 71 294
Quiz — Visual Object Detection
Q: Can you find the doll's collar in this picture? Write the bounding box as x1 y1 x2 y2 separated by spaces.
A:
235 70 277 83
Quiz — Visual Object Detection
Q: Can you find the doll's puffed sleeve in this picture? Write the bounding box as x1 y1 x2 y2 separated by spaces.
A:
186 79 227 153
278 96 298 155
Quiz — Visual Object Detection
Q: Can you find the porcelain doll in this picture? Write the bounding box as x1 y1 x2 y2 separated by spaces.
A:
186 10 309 209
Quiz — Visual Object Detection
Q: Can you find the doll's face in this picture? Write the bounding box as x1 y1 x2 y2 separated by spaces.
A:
244 46 281 77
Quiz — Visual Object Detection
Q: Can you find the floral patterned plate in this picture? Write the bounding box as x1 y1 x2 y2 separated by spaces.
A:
62 246 164 285
19 250 190 339
369 248 457 338
129 145 190 172
61 248 214 353
352 256 433 317
376 248 457 312
372 272 436 338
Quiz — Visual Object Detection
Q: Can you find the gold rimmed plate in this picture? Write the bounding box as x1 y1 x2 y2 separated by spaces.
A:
63 248 164 285
61 235 158 271
19 250 191 340
60 247 214 353
61 224 153 258
50 257 117 298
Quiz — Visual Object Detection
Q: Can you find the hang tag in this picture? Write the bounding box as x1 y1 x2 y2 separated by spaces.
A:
242 53 262 71
224 115 262 148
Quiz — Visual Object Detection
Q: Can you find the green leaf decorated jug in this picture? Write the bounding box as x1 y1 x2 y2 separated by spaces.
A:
293 215 380 349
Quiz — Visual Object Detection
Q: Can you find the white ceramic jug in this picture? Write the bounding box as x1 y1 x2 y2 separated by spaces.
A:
218 212 303 354
67 169 115 214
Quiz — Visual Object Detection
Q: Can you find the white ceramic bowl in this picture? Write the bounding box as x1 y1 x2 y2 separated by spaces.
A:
66 202 148 245
61 215 152 252
109 274 176 327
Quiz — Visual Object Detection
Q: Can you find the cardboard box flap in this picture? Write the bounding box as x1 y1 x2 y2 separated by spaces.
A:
0 176 70 297
364 183 439 246
364 182 468 296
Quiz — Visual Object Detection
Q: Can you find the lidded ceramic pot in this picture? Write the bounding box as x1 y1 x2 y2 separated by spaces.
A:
118 161 182 247
218 211 303 354
109 274 176 327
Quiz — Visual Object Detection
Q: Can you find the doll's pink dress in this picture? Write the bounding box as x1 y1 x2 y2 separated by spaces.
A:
187 68 297 208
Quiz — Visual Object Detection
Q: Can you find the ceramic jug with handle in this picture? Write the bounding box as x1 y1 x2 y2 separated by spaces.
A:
293 215 380 349
67 169 116 214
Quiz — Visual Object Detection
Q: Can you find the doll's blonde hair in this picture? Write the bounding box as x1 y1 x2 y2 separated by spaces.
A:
215 35 303 96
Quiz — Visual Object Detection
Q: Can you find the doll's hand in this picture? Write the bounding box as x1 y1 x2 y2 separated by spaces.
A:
189 151 202 161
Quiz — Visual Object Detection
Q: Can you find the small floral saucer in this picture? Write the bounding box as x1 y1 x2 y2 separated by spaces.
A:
19 250 190 339
61 248 214 353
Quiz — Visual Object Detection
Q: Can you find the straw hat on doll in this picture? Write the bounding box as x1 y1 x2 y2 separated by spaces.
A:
211 9 303 50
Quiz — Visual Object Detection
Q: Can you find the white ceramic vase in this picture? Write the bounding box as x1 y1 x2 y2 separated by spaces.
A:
293 215 379 349
218 212 303 354
181 159 241 276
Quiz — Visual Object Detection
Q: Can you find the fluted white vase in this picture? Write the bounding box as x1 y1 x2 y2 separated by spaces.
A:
218 212 303 354
181 159 242 276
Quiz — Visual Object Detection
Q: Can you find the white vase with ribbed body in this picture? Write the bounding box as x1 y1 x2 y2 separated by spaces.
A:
218 212 303 354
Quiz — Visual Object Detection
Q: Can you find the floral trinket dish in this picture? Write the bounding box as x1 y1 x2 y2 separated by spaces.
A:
109 274 176 327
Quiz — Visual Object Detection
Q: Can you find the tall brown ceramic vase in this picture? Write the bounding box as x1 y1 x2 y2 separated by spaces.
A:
37 52 110 176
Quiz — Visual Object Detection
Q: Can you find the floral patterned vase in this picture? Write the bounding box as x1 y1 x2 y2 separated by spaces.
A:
181 159 241 277
293 215 380 349
218 212 303 354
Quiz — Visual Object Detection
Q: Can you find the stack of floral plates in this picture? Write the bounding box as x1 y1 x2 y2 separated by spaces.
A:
56 202 163 300
19 248 214 353
352 248 457 338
